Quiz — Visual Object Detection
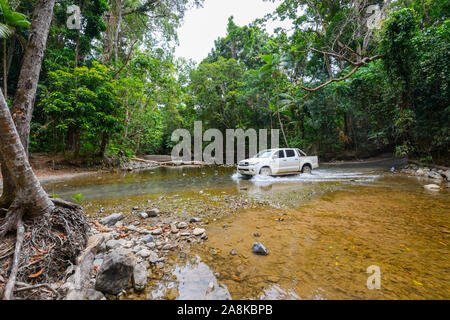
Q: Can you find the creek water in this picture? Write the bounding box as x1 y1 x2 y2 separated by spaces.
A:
46 158 450 299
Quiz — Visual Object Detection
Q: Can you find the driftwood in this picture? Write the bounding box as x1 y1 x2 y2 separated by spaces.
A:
131 157 209 167
130 157 156 163
408 160 449 171
64 235 105 300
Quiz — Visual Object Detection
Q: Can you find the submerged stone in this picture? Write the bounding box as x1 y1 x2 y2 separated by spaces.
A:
252 242 269 255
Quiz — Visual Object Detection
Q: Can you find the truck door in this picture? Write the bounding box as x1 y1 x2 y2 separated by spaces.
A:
272 150 287 174
285 149 300 172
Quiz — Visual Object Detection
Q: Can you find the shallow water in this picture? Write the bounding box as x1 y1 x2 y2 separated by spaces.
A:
46 158 450 300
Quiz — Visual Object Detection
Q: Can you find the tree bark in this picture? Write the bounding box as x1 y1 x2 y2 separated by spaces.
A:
0 88 54 217
0 157 15 208
0 0 56 205
11 0 56 154
3 39 7 100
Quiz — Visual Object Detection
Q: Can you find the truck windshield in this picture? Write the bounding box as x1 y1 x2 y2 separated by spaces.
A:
255 150 272 158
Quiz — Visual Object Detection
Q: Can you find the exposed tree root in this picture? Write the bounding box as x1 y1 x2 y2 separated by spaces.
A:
0 203 24 238
0 202 89 300
14 281 60 299
2 216 24 300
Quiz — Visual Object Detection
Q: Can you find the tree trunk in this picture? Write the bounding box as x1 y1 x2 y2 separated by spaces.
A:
5 35 16 82
100 132 109 158
0 89 54 217
11 0 57 155
275 82 289 147
0 0 56 205
0 157 15 208
3 39 7 100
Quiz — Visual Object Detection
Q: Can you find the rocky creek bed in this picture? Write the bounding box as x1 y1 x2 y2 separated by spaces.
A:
60 193 268 300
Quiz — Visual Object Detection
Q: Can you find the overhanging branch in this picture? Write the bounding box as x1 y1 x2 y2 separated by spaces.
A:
299 55 384 98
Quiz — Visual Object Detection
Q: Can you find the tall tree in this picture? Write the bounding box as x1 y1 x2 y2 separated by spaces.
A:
0 0 56 208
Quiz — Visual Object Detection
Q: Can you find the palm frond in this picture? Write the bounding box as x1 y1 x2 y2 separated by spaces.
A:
0 23 12 39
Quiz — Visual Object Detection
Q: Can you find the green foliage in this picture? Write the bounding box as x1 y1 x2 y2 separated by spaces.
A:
71 193 85 203
0 0 30 30
6 0 448 166
35 62 123 157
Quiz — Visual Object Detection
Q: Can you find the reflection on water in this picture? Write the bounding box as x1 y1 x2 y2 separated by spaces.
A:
142 255 232 300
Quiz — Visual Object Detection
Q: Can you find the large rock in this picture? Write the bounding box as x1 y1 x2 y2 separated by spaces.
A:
428 171 444 181
101 213 124 227
95 248 136 295
132 263 148 292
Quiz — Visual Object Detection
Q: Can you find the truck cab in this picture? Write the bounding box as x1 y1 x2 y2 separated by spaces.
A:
237 148 319 177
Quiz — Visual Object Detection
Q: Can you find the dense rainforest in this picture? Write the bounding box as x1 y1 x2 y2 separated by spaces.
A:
0 0 448 301
2 0 449 166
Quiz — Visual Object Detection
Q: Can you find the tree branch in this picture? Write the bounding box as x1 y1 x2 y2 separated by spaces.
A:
299 55 384 98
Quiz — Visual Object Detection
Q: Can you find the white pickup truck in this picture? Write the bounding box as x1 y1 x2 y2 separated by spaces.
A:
237 148 319 177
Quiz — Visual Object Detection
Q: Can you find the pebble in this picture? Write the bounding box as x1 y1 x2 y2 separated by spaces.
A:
146 208 160 217
123 241 134 249
151 228 163 235
137 249 152 258
148 251 159 264
101 213 124 227
141 234 155 243
145 242 156 249
126 225 139 233
193 228 206 236
177 222 188 229
106 239 125 250
139 212 148 219
252 242 269 255
424 184 441 191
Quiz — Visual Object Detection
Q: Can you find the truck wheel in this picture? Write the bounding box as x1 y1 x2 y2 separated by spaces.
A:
302 164 312 174
259 167 272 176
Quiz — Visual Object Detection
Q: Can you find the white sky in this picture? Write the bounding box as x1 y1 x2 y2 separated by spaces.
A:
175 0 292 63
